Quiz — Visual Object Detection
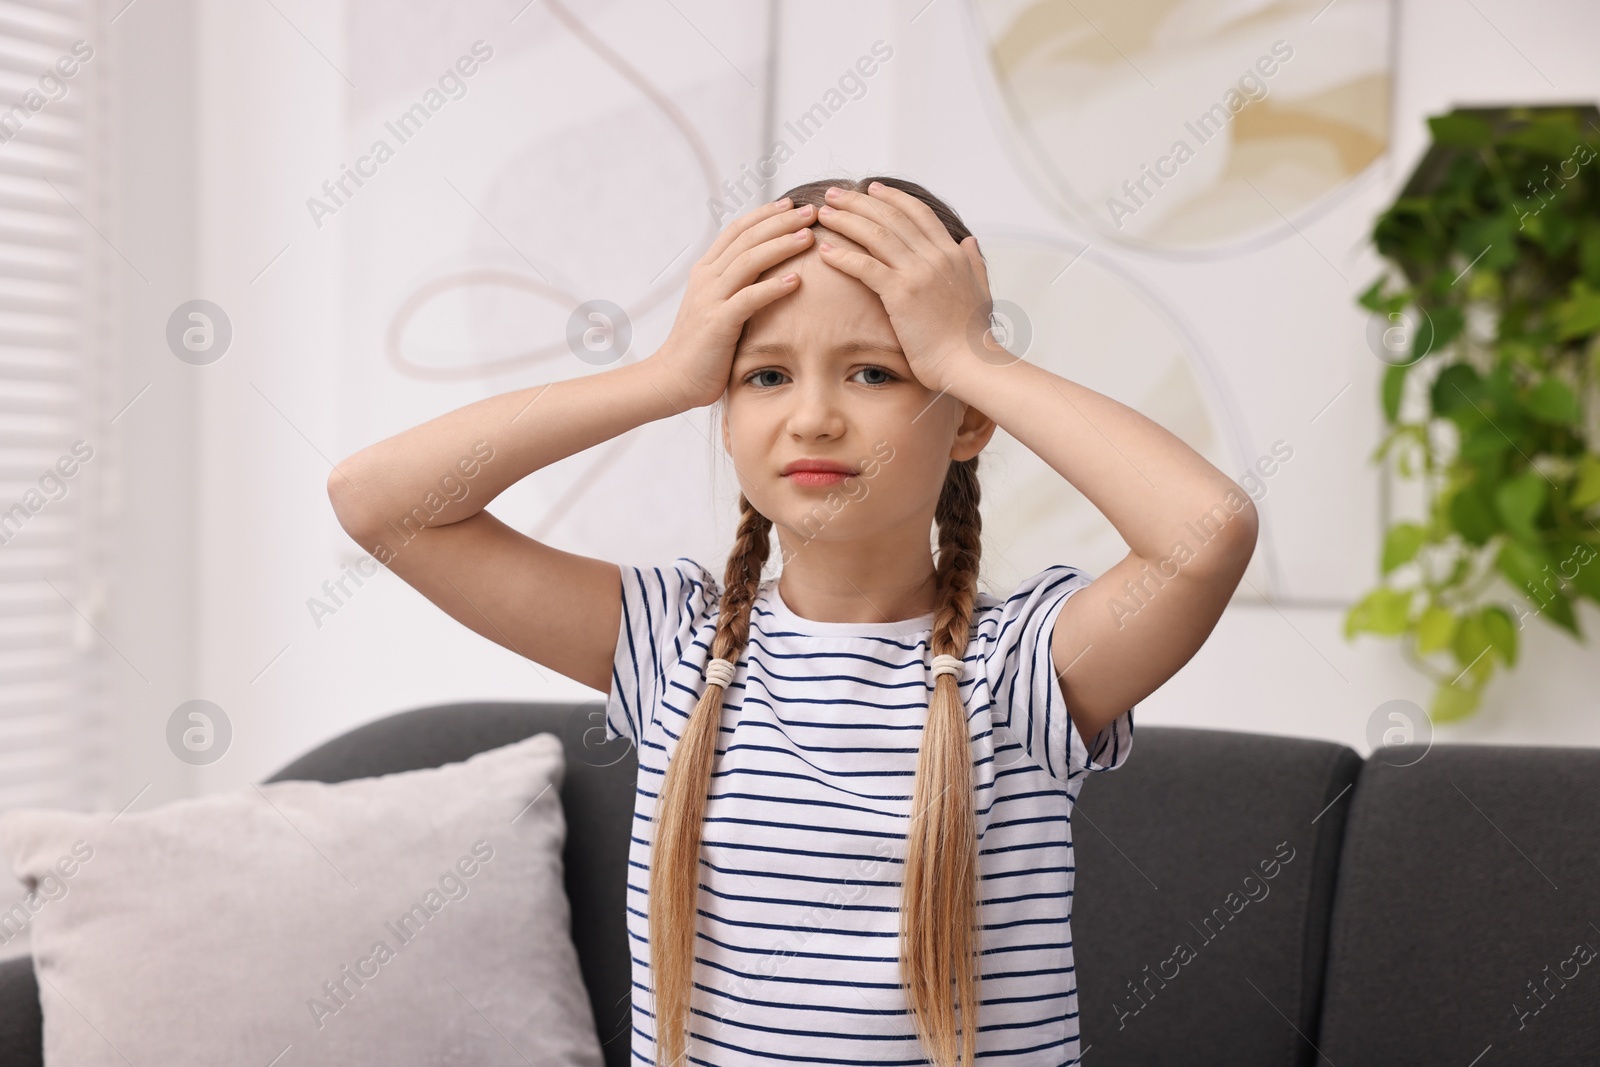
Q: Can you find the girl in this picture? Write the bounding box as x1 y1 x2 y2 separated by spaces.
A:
329 176 1257 1067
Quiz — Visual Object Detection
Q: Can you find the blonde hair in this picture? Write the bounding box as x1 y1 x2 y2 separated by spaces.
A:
649 176 988 1067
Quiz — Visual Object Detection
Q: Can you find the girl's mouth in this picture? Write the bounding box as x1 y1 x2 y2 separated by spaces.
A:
785 471 851 488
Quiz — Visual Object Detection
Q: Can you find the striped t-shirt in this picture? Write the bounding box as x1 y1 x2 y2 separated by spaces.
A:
605 558 1135 1067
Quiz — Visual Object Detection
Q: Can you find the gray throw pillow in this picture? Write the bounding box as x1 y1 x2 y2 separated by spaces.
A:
0 731 605 1066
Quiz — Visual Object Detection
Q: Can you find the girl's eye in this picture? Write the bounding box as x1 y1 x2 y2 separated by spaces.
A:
740 366 899 388
744 368 786 388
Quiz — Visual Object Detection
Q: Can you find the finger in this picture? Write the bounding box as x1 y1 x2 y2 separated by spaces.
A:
727 269 801 324
702 198 798 266
863 181 954 250
816 239 891 292
823 187 957 286
818 189 920 268
709 205 814 280
713 222 815 300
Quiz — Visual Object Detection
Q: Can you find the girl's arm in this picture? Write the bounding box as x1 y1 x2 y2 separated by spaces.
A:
811 182 1257 746
326 359 689 693
327 197 817 692
940 354 1258 746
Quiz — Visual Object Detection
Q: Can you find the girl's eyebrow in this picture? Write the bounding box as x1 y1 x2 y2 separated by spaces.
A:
735 339 906 363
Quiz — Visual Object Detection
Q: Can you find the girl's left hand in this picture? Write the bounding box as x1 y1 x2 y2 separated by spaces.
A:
814 182 999 389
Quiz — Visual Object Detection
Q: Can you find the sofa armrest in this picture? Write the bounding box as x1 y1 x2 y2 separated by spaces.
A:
0 954 42 1067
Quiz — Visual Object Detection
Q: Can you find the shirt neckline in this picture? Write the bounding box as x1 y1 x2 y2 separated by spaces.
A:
760 577 938 637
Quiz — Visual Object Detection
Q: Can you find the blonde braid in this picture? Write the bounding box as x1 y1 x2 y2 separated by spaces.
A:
648 494 771 1067
901 456 985 1067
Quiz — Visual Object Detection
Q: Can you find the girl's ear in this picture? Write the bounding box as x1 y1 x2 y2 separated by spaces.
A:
952 399 997 461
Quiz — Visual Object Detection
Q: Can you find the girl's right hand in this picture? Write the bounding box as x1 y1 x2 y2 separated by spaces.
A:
651 198 816 408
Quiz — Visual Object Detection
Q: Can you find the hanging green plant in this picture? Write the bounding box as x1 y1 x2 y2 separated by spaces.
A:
1347 104 1600 722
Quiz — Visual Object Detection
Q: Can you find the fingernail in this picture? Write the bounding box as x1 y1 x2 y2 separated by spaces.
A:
797 204 813 216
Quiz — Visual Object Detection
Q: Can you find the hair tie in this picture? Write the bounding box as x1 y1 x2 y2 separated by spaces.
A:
930 653 963 680
704 657 737 689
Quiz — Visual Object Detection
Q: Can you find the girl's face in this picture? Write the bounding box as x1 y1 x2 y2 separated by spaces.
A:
719 230 996 559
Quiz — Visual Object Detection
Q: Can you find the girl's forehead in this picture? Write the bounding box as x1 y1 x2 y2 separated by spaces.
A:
749 271 888 326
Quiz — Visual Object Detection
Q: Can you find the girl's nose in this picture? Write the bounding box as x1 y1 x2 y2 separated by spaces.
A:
786 383 847 438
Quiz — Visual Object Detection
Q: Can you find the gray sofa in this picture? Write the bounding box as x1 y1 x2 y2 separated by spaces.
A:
1 701 1596 1065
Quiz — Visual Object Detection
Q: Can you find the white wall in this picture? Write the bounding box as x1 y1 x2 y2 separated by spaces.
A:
188 0 351 795
101 0 201 815
108 0 1600 810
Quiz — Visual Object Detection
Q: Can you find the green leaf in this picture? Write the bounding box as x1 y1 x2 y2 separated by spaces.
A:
1496 338 1541 369
1459 422 1512 463
1535 205 1578 256
1580 220 1600 288
1456 212 1519 272
1554 540 1600 606
1432 362 1483 417
1451 611 1493 678
1496 540 1581 638
1540 593 1581 638
1381 523 1427 574
1569 453 1600 511
1502 113 1589 157
1449 480 1501 545
1482 605 1518 667
1427 112 1494 148
1358 274 1396 313
1465 269 1503 303
1370 426 1407 464
1428 304 1466 351
1431 680 1482 723
1492 472 1547 542
1345 587 1413 639
1554 282 1600 341
1522 377 1581 424
1416 604 1457 655
1485 362 1520 413
1381 363 1408 425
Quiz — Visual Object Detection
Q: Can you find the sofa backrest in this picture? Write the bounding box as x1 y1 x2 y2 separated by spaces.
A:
247 703 1600 1066
8 704 1596 1067
1072 724 1363 1065
1314 742 1600 1063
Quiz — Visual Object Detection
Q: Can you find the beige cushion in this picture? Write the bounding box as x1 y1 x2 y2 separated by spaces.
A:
0 732 604 1067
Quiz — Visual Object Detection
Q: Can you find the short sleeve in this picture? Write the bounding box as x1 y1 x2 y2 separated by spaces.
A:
605 557 719 746
979 565 1134 785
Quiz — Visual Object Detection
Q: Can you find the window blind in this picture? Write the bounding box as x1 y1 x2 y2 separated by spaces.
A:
0 0 109 816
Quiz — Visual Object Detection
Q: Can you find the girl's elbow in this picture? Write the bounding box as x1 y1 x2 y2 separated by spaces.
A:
327 457 383 539
1221 498 1259 573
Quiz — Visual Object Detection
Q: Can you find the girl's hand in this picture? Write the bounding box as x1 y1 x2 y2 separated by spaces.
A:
651 198 816 409
811 182 998 388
